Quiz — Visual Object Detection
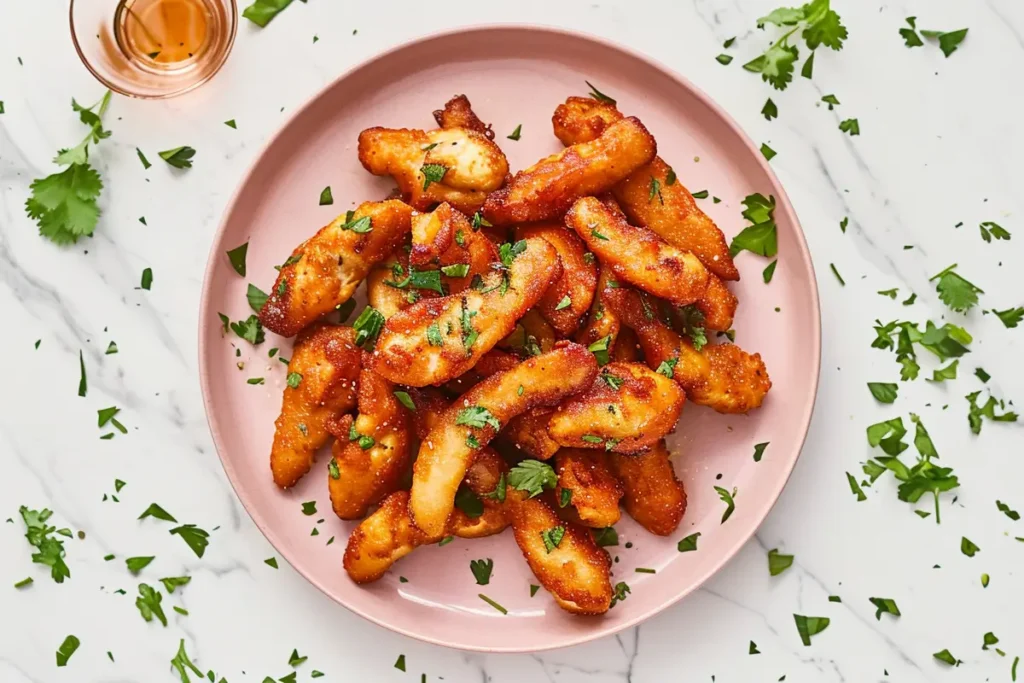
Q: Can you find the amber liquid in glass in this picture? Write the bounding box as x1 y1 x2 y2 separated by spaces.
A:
117 0 217 65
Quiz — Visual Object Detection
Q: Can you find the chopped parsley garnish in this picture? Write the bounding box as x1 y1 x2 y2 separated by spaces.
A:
655 357 678 378
677 304 708 350
78 350 88 396
460 299 479 351
585 80 616 103
540 526 565 553
56 634 80 667
730 193 778 258
158 146 196 169
441 263 470 278
692 189 709 199
600 371 624 390
420 163 447 190
483 473 506 503
714 486 737 523
930 263 983 313
961 536 980 557
648 176 663 203
138 503 177 522
426 322 443 347
838 118 860 136
928 360 958 383
393 391 415 411
793 614 830 646
140 267 153 290
507 124 522 141
342 214 372 233
665 167 677 185
160 576 190 593
903 25 969 57
677 532 700 552
767 548 793 576
554 295 572 311
593 526 619 547
763 259 778 283
126 556 155 574
136 583 167 626
328 459 340 479
966 390 1017 434
137 147 152 169
318 186 333 205
385 267 443 294
226 242 248 276
169 524 210 558
19 506 71 583
979 221 1010 242
242 0 298 27
465 434 480 449
455 405 500 430
760 143 777 160
715 53 733 65
868 597 901 620
558 488 572 508
590 227 610 241
610 581 631 607
394 654 406 671
993 307 1024 328
14 577 33 589
867 382 898 404
478 593 508 614
829 263 844 285
762 98 778 120
454 487 484 519
470 558 494 585
247 283 268 313
289 649 308 667
933 649 960 666
352 306 385 348
588 335 612 366
749 641 760 655
997 500 1020 521
471 211 492 229
507 459 557 498
224 119 237 128
743 2 847 91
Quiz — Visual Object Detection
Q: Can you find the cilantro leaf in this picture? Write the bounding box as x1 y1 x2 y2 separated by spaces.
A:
930 264 984 313
507 459 557 498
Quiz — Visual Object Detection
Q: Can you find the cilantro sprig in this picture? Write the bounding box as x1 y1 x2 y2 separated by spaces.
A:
26 92 112 244
743 0 847 90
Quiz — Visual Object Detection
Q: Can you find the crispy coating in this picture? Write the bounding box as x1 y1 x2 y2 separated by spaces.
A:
433 94 494 138
448 449 510 538
567 196 709 306
690 273 738 332
554 449 622 528
328 368 412 519
609 440 686 536
607 288 771 414
501 406 561 460
358 126 508 215
575 262 621 350
270 325 360 488
552 96 738 281
548 361 685 454
344 491 434 583
482 117 657 225
514 222 598 336
506 489 613 614
443 348 520 395
406 386 451 439
370 237 561 387
611 327 641 362
409 343 598 536
259 200 414 337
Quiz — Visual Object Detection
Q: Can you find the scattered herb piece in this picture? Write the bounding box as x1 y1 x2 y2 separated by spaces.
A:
541 526 565 553
762 98 778 120
753 442 769 462
470 558 494 585
793 614 830 646
352 306 385 348
242 0 296 27
868 597 901 620
318 186 333 205
135 583 167 626
126 556 155 574
478 593 508 614
585 80 616 104
763 260 778 283
961 536 980 557
137 147 151 169
507 124 522 141
56 635 80 667
714 486 737 523
169 524 209 558
730 193 777 258
507 460 557 498
677 532 700 552
768 548 794 576
420 163 447 190
593 527 619 547
838 118 860 136
138 503 177 523
933 649 960 666
18 506 71 583
868 382 898 404
158 146 195 169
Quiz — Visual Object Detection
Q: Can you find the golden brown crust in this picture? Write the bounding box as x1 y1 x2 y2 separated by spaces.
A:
691 273 738 332
567 196 709 306
405 386 451 439
554 449 622 528
606 287 771 414
358 126 508 215
328 368 412 519
575 262 621 351
611 327 641 362
442 348 520 395
551 97 738 281
500 406 561 461
609 440 686 536
482 117 657 225
259 200 414 337
547 361 685 454
369 237 561 387
433 94 494 139
514 222 598 336
409 342 598 537
506 489 613 614
270 325 361 488
343 491 437 583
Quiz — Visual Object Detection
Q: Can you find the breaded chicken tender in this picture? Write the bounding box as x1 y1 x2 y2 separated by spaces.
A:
343 491 433 583
547 361 685 454
514 222 597 336
575 262 622 350
554 449 623 528
328 368 412 519
506 489 613 614
410 203 498 291
567 196 709 306
501 406 561 460
552 96 738 281
433 94 494 138
358 122 508 215
689 272 738 332
606 288 771 414
409 343 598 537
370 237 561 387
259 200 414 337
269 325 361 488
609 440 686 536
482 117 657 225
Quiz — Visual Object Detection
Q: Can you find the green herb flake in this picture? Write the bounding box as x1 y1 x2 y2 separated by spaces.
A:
677 532 700 552
318 186 333 205
18 506 71 583
839 118 860 136
420 163 447 190
540 526 565 553
507 124 522 141
470 558 494 585
478 593 508 614
585 80 616 104
933 648 960 666
242 0 297 27
867 382 898 404
158 146 196 169
762 98 778 120
730 193 777 258
793 614 830 646
763 259 778 283
760 143 777 160
961 536 980 557
868 597 901 620
715 486 737 523
394 654 406 671
767 548 793 576
126 556 155 574
169 524 210 558
507 459 557 498
137 147 152 169
753 442 769 462
56 635 80 667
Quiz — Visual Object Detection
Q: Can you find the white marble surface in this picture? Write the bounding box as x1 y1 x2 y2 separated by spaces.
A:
2 0 1023 681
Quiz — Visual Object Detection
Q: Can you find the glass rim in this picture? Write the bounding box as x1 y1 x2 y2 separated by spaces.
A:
69 0 239 100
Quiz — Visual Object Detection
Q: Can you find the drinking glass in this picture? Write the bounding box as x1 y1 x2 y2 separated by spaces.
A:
70 0 237 99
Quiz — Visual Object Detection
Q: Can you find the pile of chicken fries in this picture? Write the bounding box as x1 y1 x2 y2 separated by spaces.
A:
256 93 771 615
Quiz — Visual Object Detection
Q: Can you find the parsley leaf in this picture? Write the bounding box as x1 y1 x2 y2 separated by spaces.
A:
899 17 924 47
169 524 209 558
762 98 778 120
158 146 196 169
170 639 202 682
507 124 522 141
753 442 769 462
793 614 830 646
420 163 447 190
136 583 168 626
242 0 297 27
426 322 443 347
588 335 612 366
352 306 385 348
19 506 71 583
768 548 794 576
966 390 1018 434
714 486 737 523
730 193 778 257
126 556 155 574
868 597 901 620
318 186 333 206
226 242 248 276
138 503 178 523
992 307 1024 328
540 526 565 552
979 221 1011 243
230 315 265 345
455 405 500 430
469 558 494 585
677 532 700 552
454 487 484 519
838 118 860 136
507 459 557 498
867 382 898 403
922 28 969 57
933 648 960 666
930 263 983 313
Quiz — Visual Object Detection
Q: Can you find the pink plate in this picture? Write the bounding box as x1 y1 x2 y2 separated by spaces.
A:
199 25 821 653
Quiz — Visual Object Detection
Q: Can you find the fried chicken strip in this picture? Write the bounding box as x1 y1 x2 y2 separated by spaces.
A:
554 449 623 528
606 287 771 414
433 94 494 138
409 342 598 537
514 222 597 336
259 200 414 337
270 325 360 488
547 361 685 454
482 117 657 225
608 440 686 536
567 196 709 306
328 368 412 519
370 237 560 387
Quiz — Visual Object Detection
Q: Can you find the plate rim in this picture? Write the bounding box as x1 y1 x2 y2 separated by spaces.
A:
198 22 822 653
